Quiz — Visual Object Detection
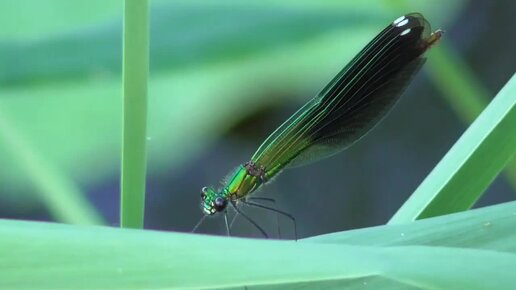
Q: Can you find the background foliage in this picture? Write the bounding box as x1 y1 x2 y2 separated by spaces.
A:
1 0 515 289
0 0 514 238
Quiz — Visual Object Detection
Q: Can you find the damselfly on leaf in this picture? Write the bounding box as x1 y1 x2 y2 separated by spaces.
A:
197 13 442 236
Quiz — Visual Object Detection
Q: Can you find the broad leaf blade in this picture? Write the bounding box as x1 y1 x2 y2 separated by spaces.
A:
1 201 516 289
305 201 516 253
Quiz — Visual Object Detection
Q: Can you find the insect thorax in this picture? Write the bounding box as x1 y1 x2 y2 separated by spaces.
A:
224 164 264 200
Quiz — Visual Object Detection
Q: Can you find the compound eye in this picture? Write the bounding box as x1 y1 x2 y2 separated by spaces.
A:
213 197 227 211
200 187 208 200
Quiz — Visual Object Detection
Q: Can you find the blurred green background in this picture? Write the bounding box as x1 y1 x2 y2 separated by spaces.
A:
0 0 514 239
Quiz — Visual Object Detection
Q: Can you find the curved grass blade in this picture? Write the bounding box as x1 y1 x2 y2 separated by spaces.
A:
0 110 104 225
426 44 516 192
389 73 516 224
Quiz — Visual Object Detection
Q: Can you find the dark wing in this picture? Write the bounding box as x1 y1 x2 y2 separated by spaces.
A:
288 56 425 168
251 13 442 177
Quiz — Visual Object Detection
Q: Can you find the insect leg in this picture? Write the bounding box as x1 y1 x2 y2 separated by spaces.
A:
248 197 281 238
241 200 297 241
248 197 275 203
230 200 268 239
224 210 231 236
191 215 206 233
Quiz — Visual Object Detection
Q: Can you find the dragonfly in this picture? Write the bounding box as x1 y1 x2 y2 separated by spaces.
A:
194 13 442 239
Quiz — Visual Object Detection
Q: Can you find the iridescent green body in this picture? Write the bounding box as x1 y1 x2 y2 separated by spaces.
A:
201 163 265 215
200 13 442 216
225 164 262 200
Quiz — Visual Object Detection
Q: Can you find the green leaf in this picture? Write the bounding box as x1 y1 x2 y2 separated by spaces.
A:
0 1 462 210
305 201 516 253
0 0 121 39
0 4 392 206
426 44 516 191
120 0 149 229
0 109 104 225
1 202 515 289
389 74 516 224
0 2 386 84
